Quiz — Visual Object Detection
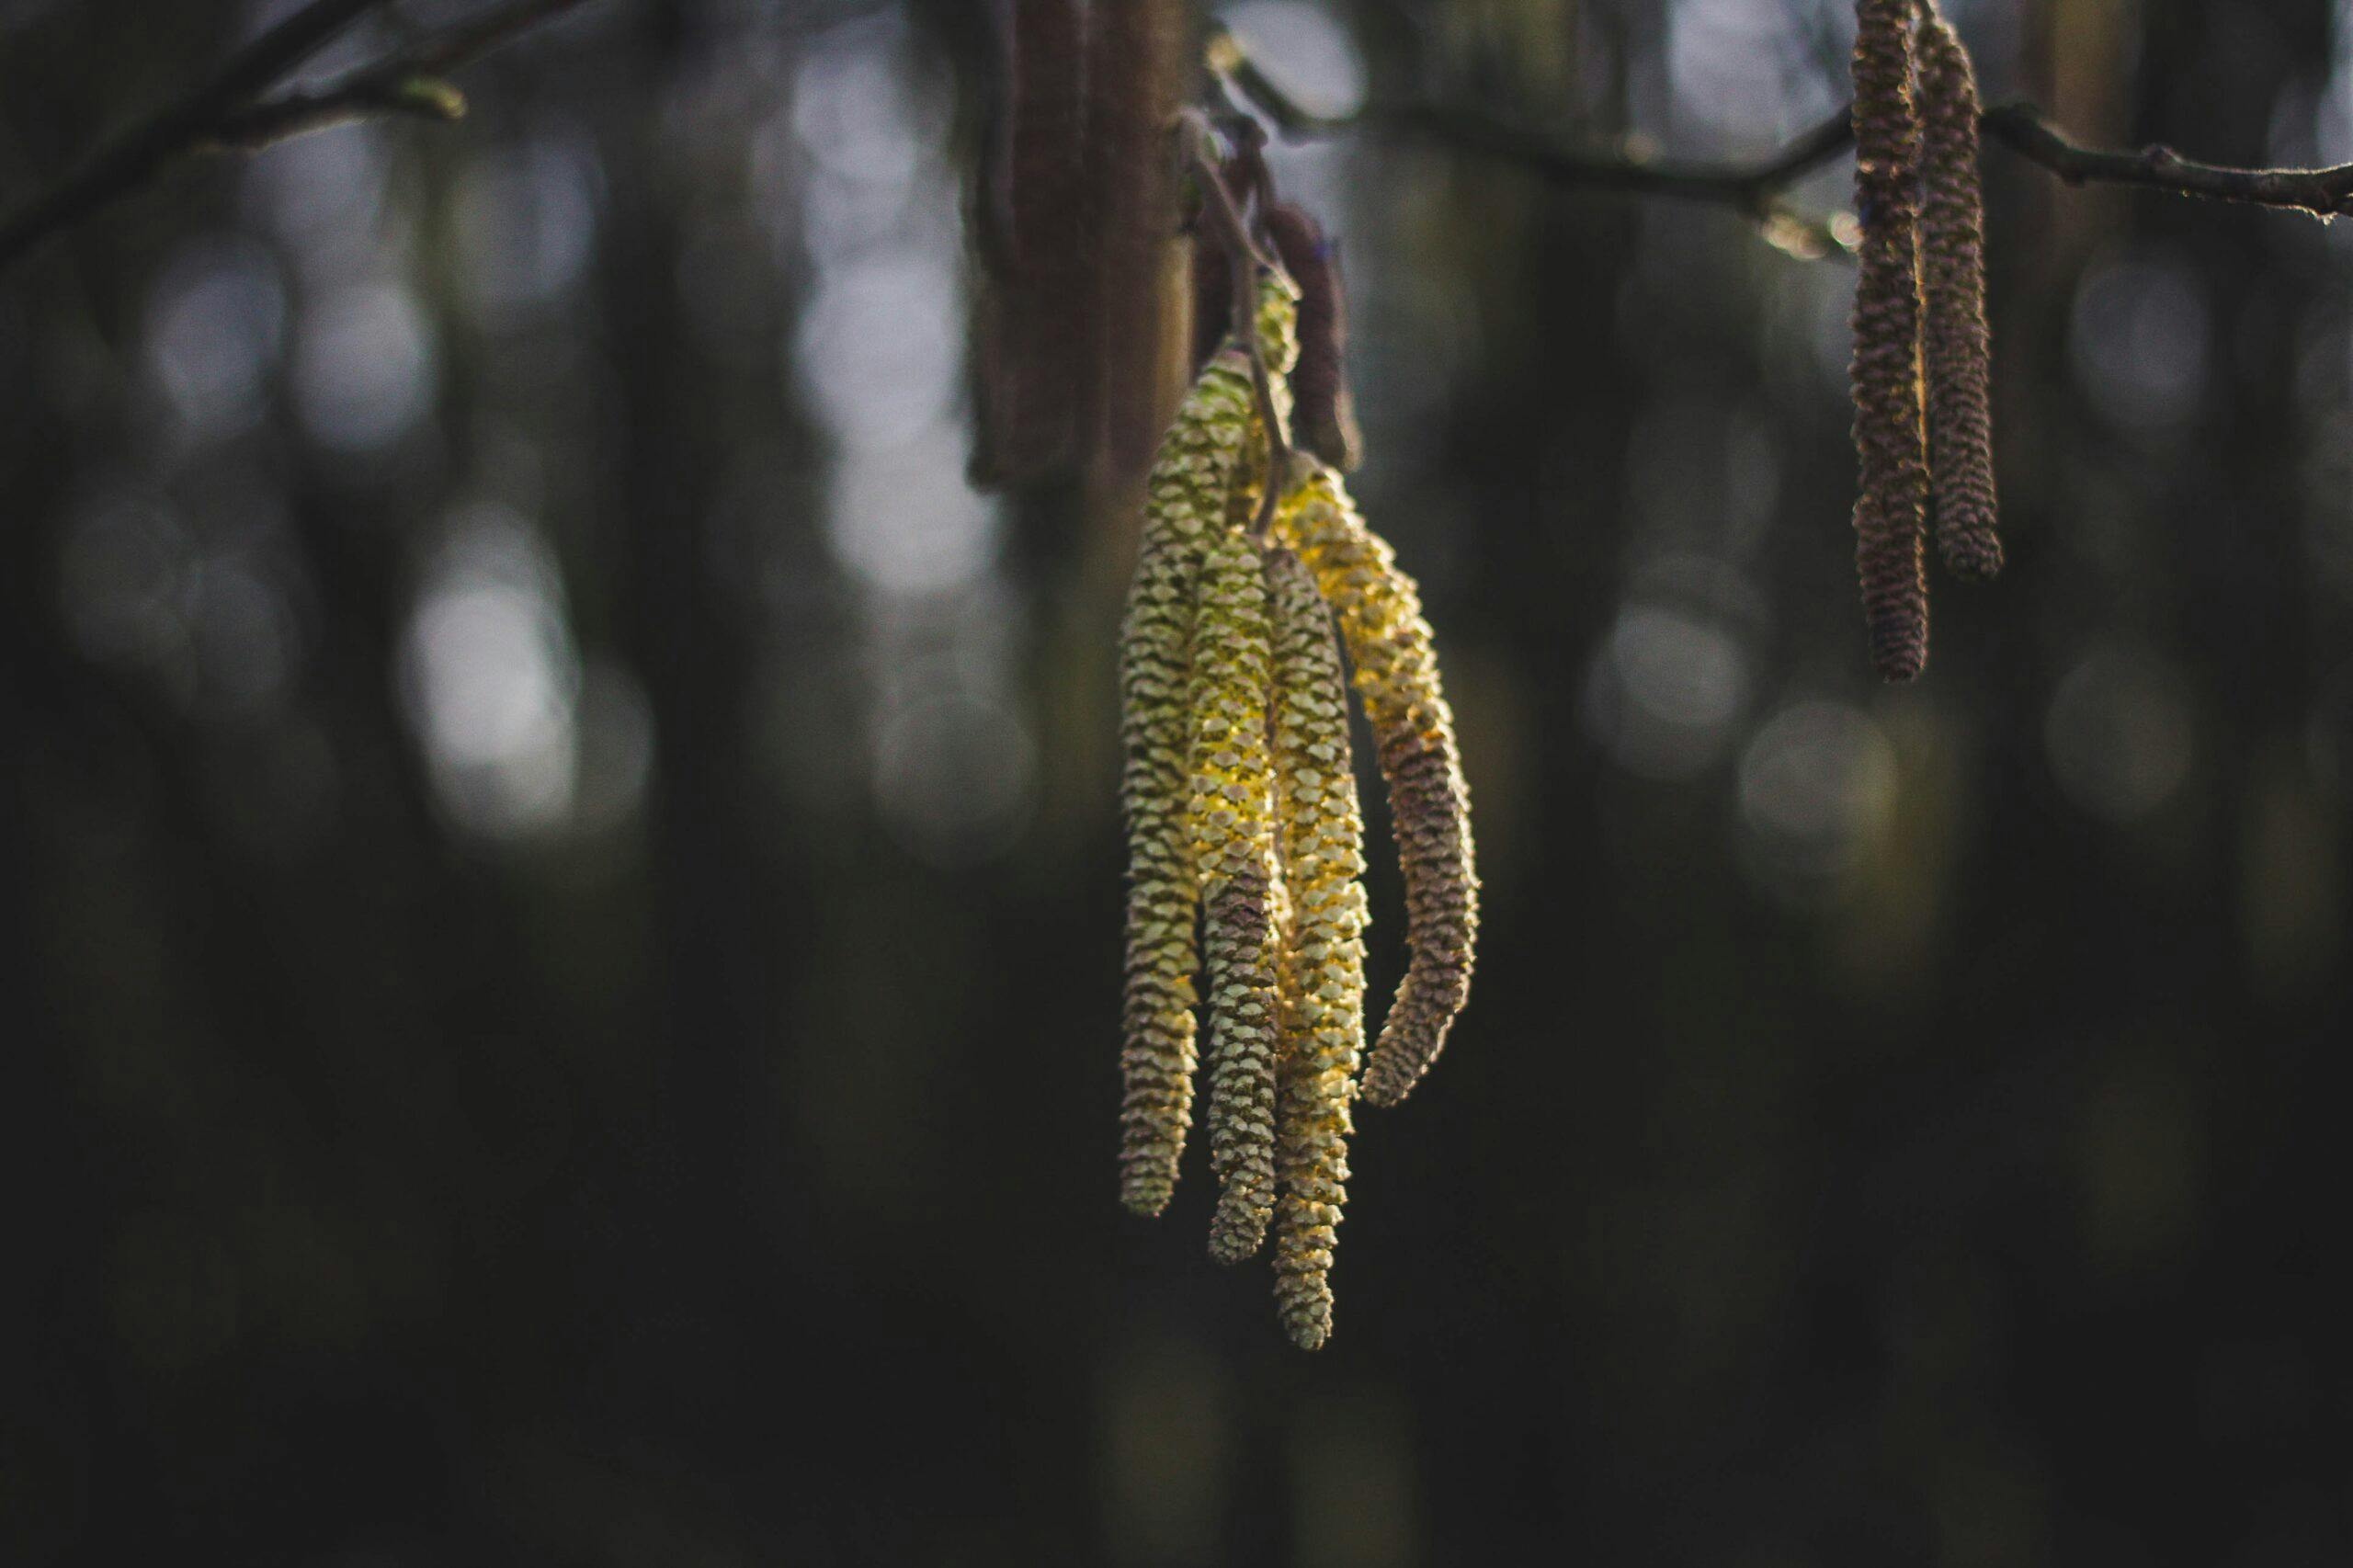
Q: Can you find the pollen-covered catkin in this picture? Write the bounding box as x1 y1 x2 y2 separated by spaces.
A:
1849 0 1931 681
1225 266 1302 530
1916 9 2002 582
1189 527 1281 1262
1265 547 1368 1348
1117 337 1260 1217
1274 462 1477 1108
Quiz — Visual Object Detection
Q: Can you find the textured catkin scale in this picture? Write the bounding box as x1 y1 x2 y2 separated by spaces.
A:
1260 203 1363 473
1850 0 1931 682
1204 855 1281 1262
1116 347 1261 1217
1265 548 1369 1348
1189 528 1280 1262
1916 11 2003 583
1273 463 1478 1108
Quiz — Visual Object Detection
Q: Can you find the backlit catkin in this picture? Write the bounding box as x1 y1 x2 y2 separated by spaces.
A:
1116 233 1471 1343
1917 9 2002 581
1274 461 1478 1108
1117 338 1259 1216
1265 547 1368 1348
1189 527 1281 1262
1849 0 1930 681
1225 266 1302 529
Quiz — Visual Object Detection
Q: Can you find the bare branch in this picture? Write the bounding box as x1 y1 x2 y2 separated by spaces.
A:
209 0 590 151
1211 25 2353 234
0 0 595 273
1975 102 2353 215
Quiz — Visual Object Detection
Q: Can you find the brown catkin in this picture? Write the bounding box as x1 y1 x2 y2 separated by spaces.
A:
1274 462 1477 1108
1006 0 1086 473
1116 343 1260 1216
1849 0 1930 681
1189 227 1232 378
1087 0 1188 479
1190 527 1280 1261
1260 203 1364 472
1265 548 1369 1347
1916 9 2003 581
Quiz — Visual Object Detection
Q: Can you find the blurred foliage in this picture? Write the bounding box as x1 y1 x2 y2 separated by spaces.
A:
2 0 2350 1562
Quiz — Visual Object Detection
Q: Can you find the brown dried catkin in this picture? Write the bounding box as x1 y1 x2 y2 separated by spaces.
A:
1002 0 1086 473
1916 9 2003 581
1849 0 1931 681
1260 202 1363 472
1087 0 1186 477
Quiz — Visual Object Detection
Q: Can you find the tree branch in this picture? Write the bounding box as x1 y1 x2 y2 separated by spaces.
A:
0 0 594 272
208 0 587 151
1211 25 2353 237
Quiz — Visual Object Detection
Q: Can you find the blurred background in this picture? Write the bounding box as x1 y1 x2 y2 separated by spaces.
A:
3 0 2350 1561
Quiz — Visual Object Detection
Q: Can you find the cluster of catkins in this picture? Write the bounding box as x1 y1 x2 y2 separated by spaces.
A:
1118 267 1477 1349
1848 0 2002 681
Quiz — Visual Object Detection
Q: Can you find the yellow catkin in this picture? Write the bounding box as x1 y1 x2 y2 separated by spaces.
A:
1223 266 1302 530
1274 461 1478 1108
1190 526 1281 1262
1117 333 1259 1216
1265 547 1369 1348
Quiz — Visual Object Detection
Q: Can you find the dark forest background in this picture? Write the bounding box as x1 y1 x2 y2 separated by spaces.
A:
4 0 2351 1562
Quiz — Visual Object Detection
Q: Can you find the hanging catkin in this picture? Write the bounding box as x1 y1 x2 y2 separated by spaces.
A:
1261 202 1364 473
1916 8 2003 582
1117 336 1258 1216
1274 462 1477 1107
1225 264 1302 529
1114 201 1471 1343
1002 0 1086 474
1087 0 1186 476
1189 528 1282 1262
1849 0 1931 681
1265 546 1368 1348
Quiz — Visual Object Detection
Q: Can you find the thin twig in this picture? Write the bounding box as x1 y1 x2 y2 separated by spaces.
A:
1177 108 1293 537
0 0 594 272
1211 25 2353 226
1976 102 2353 214
0 0 383 268
210 0 586 151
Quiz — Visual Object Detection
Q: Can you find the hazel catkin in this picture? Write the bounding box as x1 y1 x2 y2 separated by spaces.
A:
1265 546 1369 1347
1188 526 1282 1262
1116 334 1260 1216
1260 202 1363 473
1916 8 2003 582
1273 461 1478 1108
1849 0 1931 681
